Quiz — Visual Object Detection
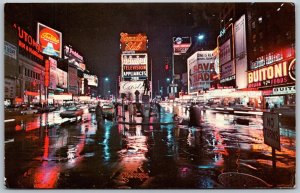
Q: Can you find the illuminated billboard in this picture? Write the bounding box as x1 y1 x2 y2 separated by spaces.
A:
234 15 248 89
173 37 192 55
56 68 68 89
83 73 98 87
64 45 85 71
121 53 148 81
120 33 147 52
49 57 57 90
248 58 296 88
37 22 62 58
187 51 215 94
68 66 78 94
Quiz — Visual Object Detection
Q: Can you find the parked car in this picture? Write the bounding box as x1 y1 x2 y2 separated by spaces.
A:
21 107 38 115
60 106 84 119
88 104 97 112
102 103 115 120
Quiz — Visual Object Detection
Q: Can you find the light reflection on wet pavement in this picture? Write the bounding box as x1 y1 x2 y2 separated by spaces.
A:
5 105 295 188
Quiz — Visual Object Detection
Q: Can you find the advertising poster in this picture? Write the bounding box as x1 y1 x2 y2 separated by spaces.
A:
173 37 192 55
120 33 147 52
234 14 248 89
49 57 57 90
121 53 148 81
83 73 98 87
188 51 215 94
4 41 17 59
220 60 235 82
37 22 62 58
219 39 231 65
68 66 78 94
56 68 67 89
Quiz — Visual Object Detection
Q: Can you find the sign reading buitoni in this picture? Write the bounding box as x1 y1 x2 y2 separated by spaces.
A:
263 112 280 151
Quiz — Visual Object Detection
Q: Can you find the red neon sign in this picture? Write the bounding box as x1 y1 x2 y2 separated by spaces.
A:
45 60 50 87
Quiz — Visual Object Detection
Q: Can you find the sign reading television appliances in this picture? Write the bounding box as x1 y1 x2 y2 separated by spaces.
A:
122 53 148 81
173 37 192 55
37 22 62 58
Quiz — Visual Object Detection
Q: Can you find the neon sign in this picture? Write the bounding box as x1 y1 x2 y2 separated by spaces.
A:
120 33 147 52
248 59 295 88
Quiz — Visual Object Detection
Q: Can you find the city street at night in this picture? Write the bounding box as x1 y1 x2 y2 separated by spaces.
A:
3 2 296 189
4 104 295 188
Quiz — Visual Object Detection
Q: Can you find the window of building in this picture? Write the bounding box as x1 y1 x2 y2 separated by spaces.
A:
252 34 256 43
253 47 257 52
258 16 263 23
252 21 256 29
259 32 263 39
260 46 264 52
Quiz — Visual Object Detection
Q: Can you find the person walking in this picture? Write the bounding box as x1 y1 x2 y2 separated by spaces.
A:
128 101 134 123
96 102 103 125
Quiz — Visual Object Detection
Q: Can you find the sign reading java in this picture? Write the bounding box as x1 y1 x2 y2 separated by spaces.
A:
37 23 62 58
120 33 147 52
248 59 296 88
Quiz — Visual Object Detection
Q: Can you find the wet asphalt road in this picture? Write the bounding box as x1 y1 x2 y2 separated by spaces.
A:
4 105 295 189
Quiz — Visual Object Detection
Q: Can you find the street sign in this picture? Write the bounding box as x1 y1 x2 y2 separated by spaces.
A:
263 112 280 151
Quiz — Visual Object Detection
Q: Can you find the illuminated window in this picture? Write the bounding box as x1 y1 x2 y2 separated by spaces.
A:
258 17 263 23
259 46 264 52
253 47 257 52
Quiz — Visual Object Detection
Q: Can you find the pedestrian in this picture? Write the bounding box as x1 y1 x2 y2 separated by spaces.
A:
156 101 161 117
96 102 103 125
113 101 118 122
265 101 269 109
128 101 134 123
142 78 150 95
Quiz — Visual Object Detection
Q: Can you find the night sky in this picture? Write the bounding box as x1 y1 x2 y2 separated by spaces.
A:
4 3 222 95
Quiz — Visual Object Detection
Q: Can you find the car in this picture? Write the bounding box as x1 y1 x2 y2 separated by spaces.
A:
20 107 38 115
102 103 115 120
88 104 97 112
60 106 84 119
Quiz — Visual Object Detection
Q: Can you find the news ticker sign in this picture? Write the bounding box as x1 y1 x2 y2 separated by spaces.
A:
173 37 192 55
121 53 148 81
37 22 62 58
263 112 280 151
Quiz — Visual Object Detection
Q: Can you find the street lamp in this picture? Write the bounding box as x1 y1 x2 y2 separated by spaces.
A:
105 77 109 82
166 78 171 82
197 34 205 41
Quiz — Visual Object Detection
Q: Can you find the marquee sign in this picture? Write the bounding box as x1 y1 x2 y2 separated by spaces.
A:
248 58 296 88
